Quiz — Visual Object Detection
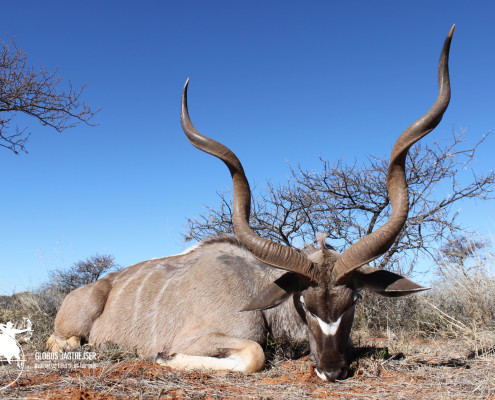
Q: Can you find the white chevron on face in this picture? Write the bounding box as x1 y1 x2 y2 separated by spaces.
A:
316 314 342 336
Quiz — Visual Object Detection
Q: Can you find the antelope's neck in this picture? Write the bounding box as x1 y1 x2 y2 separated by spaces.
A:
262 293 307 344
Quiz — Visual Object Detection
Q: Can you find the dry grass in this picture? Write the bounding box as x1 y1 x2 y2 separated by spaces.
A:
355 238 495 337
1 331 494 399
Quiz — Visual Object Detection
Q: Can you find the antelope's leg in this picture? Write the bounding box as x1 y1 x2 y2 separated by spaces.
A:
46 335 81 352
47 277 112 352
156 333 265 373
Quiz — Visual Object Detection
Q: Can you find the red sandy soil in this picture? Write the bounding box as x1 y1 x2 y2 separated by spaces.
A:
3 335 494 399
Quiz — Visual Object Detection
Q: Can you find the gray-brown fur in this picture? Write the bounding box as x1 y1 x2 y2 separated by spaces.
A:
50 238 305 359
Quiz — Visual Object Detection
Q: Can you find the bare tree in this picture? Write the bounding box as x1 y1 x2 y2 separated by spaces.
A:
184 129 494 274
35 254 118 316
437 234 488 268
48 254 118 295
0 36 100 154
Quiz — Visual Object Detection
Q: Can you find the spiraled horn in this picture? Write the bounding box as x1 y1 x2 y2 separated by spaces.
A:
333 25 455 284
181 80 320 281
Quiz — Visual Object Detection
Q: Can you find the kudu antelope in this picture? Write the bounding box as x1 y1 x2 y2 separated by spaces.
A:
48 26 454 381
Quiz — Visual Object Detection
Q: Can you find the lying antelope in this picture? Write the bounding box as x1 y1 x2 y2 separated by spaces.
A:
48 26 454 381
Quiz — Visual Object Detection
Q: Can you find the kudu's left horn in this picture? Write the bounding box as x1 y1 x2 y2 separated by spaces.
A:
333 25 455 283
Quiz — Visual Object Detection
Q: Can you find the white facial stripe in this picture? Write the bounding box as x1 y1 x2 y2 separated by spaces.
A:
315 369 327 381
300 294 347 336
316 314 342 336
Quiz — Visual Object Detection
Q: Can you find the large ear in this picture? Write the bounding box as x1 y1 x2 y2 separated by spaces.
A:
352 265 429 297
240 272 308 312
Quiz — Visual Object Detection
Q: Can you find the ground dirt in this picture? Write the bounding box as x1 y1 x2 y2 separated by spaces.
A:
1 332 494 400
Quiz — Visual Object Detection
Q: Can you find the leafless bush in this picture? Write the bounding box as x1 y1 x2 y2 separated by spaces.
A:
354 290 424 334
49 254 118 295
426 236 495 330
185 130 494 275
34 282 66 317
33 254 118 317
354 235 495 337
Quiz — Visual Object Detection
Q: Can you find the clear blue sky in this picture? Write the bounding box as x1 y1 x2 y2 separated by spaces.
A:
1 1 494 293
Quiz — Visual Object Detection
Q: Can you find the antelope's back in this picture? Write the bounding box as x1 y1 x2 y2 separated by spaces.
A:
88 237 277 357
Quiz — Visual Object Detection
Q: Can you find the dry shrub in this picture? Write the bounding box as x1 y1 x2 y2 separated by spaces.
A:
264 334 309 367
431 237 495 327
354 290 425 333
354 236 495 338
0 292 54 352
35 282 66 317
96 342 140 363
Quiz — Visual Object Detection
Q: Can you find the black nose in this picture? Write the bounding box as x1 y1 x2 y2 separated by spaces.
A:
315 367 347 382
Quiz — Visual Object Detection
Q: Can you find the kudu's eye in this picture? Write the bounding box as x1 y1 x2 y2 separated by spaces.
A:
299 295 321 321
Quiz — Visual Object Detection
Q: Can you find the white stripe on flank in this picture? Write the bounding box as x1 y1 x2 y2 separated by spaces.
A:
151 272 171 351
133 269 155 325
316 314 342 336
